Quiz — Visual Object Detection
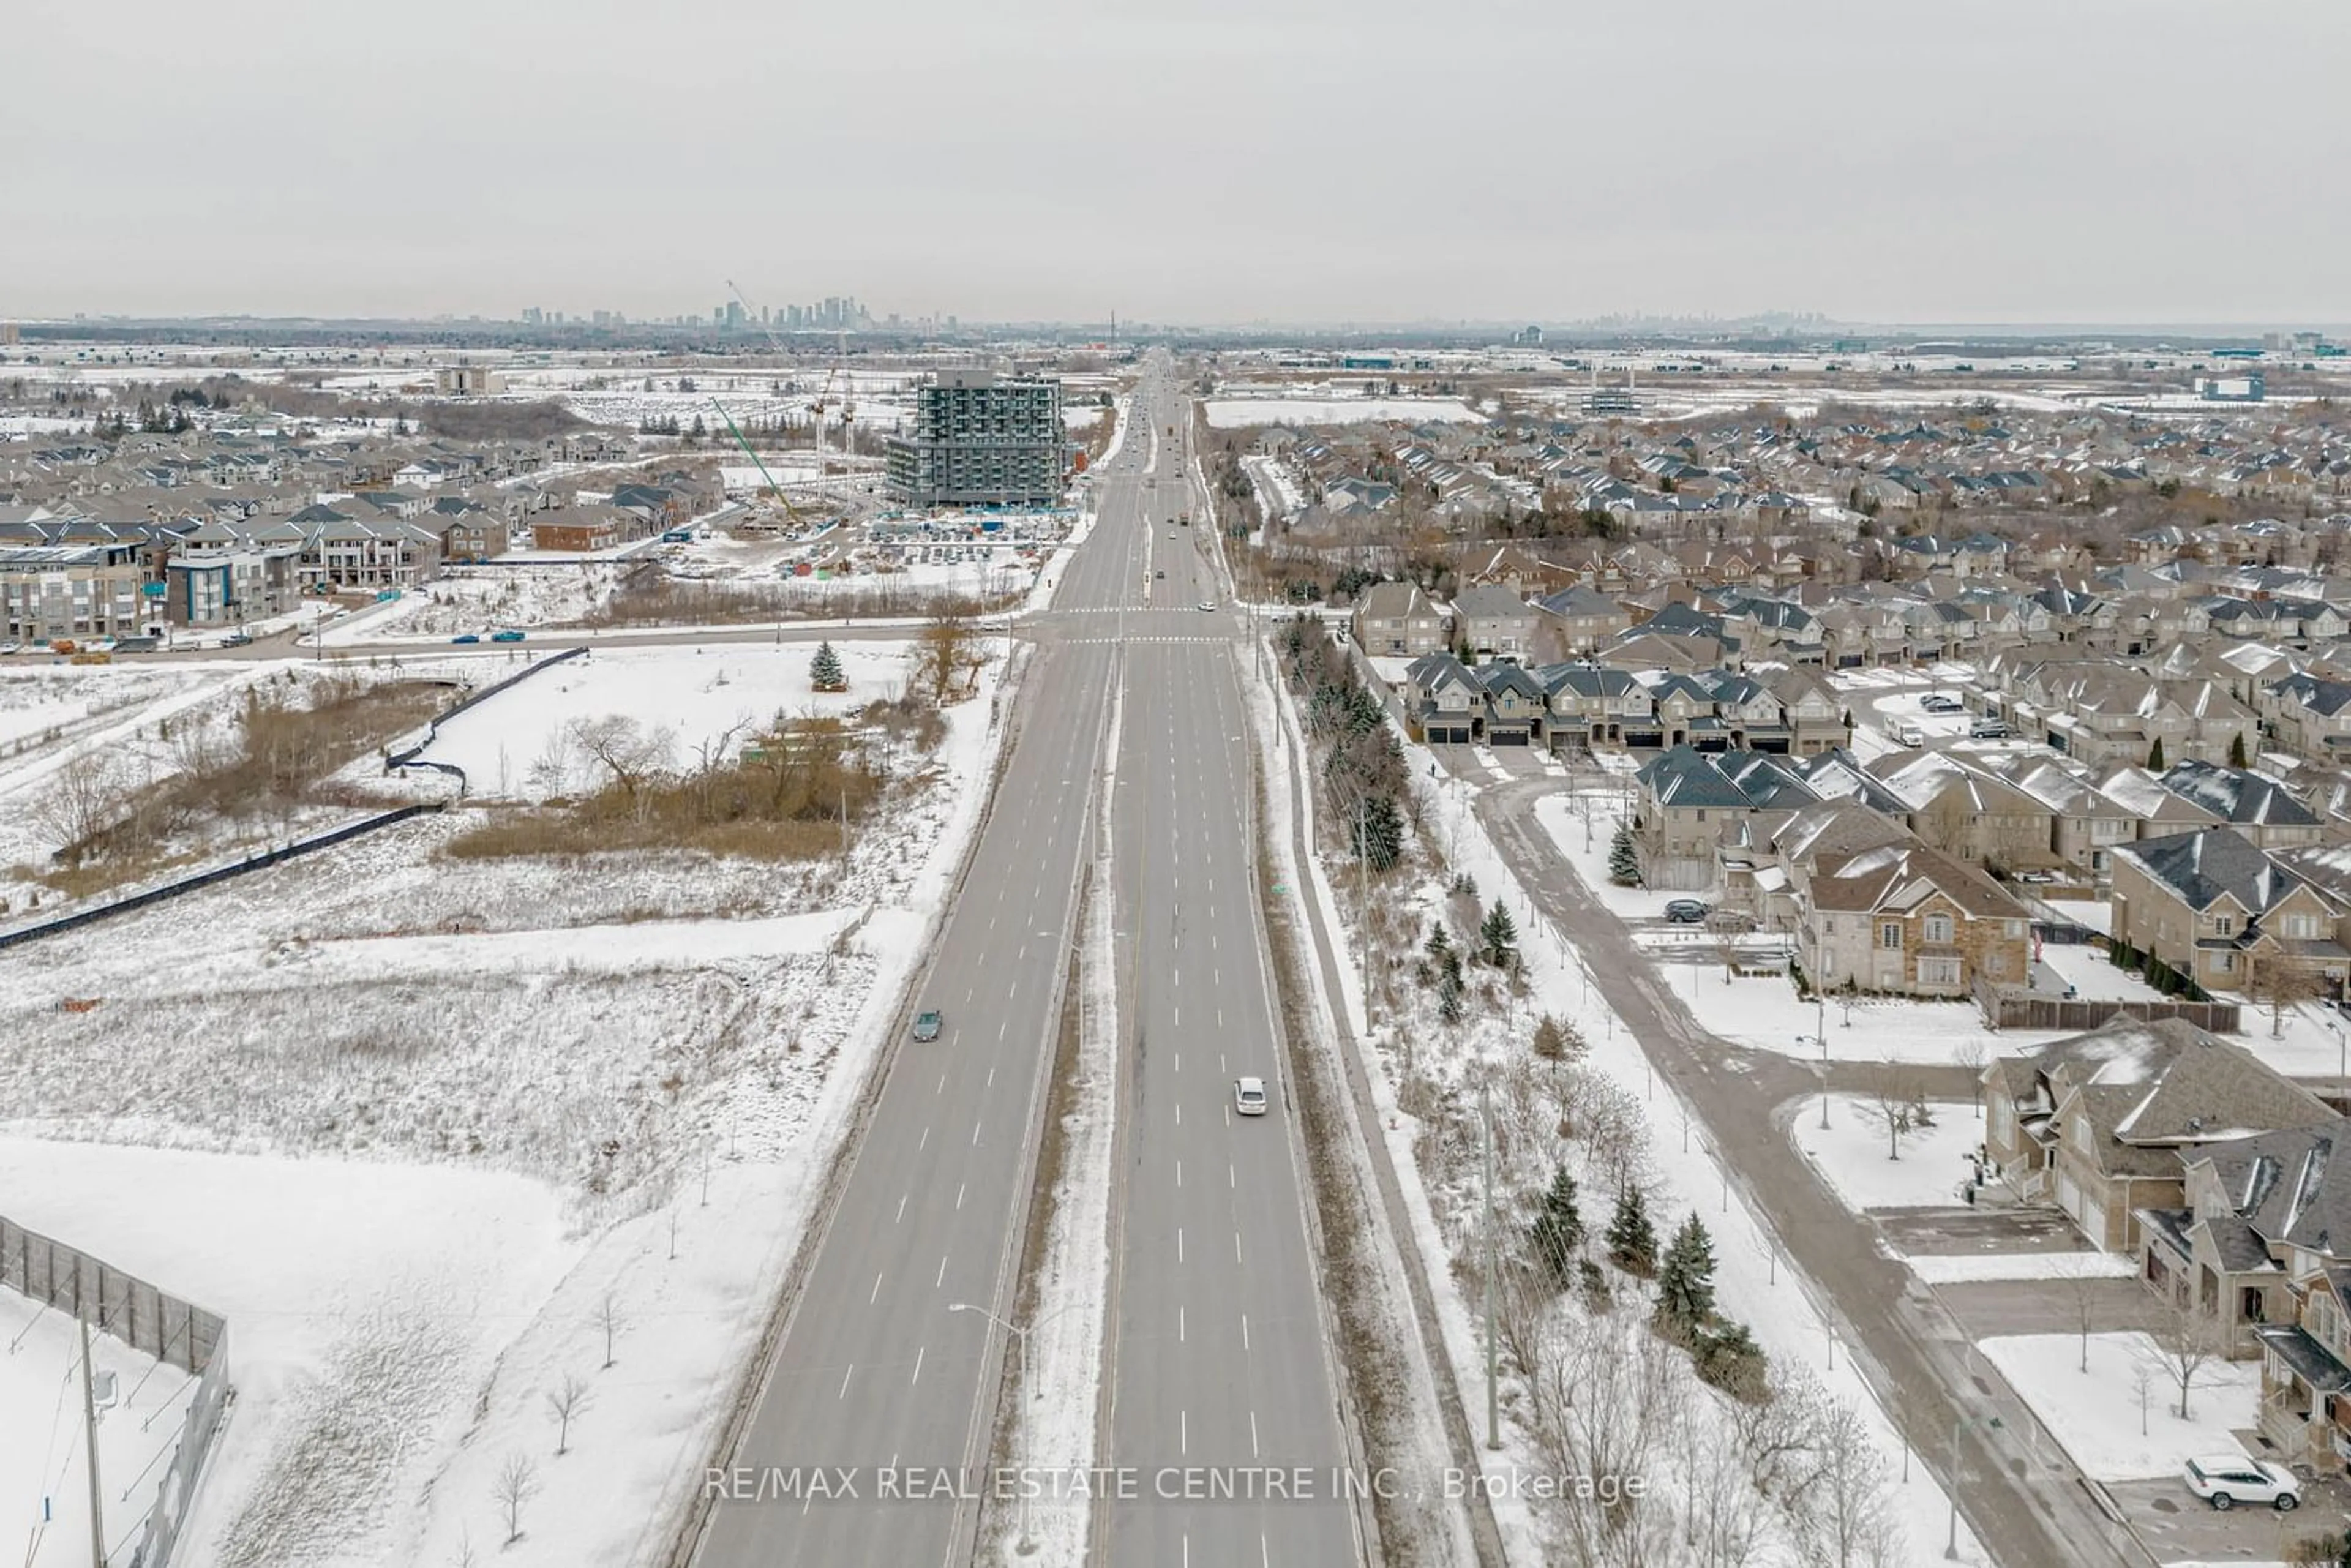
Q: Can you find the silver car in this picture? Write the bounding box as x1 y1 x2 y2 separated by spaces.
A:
1234 1076 1268 1117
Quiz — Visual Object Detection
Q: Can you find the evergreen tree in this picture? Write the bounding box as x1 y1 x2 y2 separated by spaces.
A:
2230 730 2249 769
1436 946 1466 1024
1358 793 1403 871
2147 735 2165 771
1607 822 1641 887
1655 1213 1719 1331
1531 1012 1580 1061
1606 1187 1658 1277
810 640 846 693
1694 1319 1769 1400
1479 898 1518 968
1528 1165 1584 1286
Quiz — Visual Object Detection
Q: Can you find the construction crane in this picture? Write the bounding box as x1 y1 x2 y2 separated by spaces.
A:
809 331 855 459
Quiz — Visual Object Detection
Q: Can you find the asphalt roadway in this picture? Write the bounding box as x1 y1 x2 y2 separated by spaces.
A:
1091 452 1357 1562
692 361 1352 1567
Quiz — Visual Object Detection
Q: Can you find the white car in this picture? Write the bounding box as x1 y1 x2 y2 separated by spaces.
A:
1234 1076 1268 1117
1197 601 1216 612
2183 1454 2300 1510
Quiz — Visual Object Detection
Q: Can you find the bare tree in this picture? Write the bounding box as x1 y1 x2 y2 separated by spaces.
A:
1950 1035 1987 1120
2069 1271 2101 1374
546 1372 593 1455
569 716 675 816
1859 1065 1929 1161
598 1292 629 1370
30 751 127 865
1789 1396 1903 1568
493 1452 540 1545
2134 1361 2154 1437
2248 951 2326 1038
449 1529 479 1568
917 609 978 705
2149 1298 2222 1419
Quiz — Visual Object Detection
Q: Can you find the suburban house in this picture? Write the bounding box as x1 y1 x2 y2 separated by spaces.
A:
1401 652 1484 745
1537 585 1635 655
1982 1018 2333 1253
1794 840 2031 998
2109 827 2350 997
1632 745 1815 892
1452 584 1539 658
2143 1121 2351 1469
2158 759 2326 849
1351 580 1450 657
531 514 621 553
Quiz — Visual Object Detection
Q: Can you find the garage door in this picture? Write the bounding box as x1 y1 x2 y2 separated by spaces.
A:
2055 1171 2088 1231
1491 729 1528 746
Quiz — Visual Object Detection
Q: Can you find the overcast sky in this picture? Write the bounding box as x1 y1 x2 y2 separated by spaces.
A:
6 0 2346 327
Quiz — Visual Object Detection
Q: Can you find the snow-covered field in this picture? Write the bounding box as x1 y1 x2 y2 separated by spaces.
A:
0 637 1014 1566
1978 1333 2258 1484
1791 1096 1979 1211
417 642 917 800
1202 396 1485 429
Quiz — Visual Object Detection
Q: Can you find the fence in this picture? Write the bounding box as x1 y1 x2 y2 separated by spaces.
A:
0 801 446 953
1974 980 2240 1034
0 1214 223 1374
138 1325 233 1568
0 1214 231 1568
386 642 588 770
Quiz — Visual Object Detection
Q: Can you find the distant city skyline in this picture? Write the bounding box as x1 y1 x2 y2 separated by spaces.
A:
7 1 2347 327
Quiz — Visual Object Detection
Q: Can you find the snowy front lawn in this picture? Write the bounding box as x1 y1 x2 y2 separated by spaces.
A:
1531 791 1685 921
1791 1094 1980 1211
1681 964 2019 1068
1978 1332 2259 1484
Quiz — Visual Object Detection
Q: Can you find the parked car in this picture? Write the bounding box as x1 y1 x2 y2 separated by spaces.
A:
1234 1076 1269 1117
1663 899 1711 924
2183 1454 2299 1511
1921 694 1963 714
451 633 481 645
490 629 527 643
912 1009 944 1043
1970 718 2011 739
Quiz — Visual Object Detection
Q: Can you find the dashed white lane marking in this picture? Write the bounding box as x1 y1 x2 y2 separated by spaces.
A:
869 1272 883 1305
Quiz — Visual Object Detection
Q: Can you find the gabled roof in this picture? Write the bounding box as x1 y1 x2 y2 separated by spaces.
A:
2114 827 2301 915
2194 1119 2351 1262
2158 760 2320 828
2012 1016 2333 1178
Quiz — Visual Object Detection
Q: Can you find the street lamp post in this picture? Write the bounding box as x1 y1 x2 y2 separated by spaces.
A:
947 1301 1073 1556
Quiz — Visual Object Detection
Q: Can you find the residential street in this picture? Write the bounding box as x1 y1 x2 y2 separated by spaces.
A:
1474 772 2155 1568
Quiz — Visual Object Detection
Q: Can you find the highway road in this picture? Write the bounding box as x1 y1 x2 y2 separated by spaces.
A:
1091 421 1357 1564
694 358 1354 1566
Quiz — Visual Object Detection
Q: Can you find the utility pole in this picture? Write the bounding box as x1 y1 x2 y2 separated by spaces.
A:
1357 794 1371 1027
1481 1077 1499 1450
80 1315 103 1568
1945 1417 1963 1559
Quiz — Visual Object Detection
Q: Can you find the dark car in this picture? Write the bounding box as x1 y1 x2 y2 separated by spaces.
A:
490 629 527 643
451 633 481 645
1663 899 1711 923
912 1010 943 1043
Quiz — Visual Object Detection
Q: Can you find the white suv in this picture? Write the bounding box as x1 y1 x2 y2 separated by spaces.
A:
1234 1077 1268 1117
2183 1454 2300 1510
